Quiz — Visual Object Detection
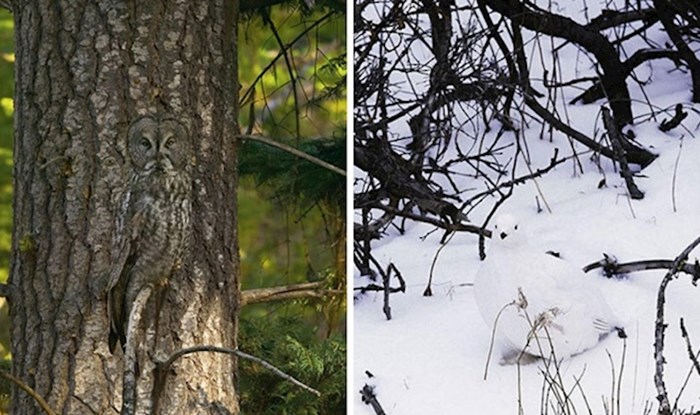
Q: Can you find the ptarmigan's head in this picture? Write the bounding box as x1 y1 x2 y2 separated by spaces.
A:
492 214 526 247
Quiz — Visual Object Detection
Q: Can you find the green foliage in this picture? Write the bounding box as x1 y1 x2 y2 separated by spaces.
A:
238 316 346 415
239 136 345 211
238 5 346 139
236 3 346 413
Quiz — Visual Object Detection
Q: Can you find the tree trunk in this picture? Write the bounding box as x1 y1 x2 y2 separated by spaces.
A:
10 1 240 414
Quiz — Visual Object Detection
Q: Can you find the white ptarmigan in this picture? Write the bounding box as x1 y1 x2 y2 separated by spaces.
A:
474 214 624 362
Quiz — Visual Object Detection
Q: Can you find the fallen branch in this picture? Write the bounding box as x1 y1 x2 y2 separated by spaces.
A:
240 282 343 306
583 255 700 283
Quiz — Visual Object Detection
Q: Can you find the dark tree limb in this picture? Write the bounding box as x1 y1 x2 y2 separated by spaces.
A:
353 248 406 320
571 49 681 105
382 263 402 320
653 0 700 102
353 283 406 294
353 198 397 244
586 8 658 31
359 204 490 238
653 235 700 415
583 255 700 283
523 94 656 167
462 149 566 207
482 0 633 125
354 140 464 224
602 107 644 199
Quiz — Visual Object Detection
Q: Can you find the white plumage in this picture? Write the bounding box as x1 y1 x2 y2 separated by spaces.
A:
474 214 623 362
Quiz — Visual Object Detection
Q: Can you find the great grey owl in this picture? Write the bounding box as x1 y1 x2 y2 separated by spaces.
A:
108 116 193 353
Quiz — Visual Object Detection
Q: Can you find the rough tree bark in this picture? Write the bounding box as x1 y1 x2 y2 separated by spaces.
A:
10 1 240 414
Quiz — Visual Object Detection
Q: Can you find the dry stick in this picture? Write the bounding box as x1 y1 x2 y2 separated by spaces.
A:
679 318 700 377
602 107 644 200
673 318 700 411
154 346 321 398
572 369 594 415
522 155 552 214
653 235 700 415
241 134 346 176
0 370 57 415
671 137 683 213
483 301 516 380
539 325 570 414
606 351 617 415
424 230 456 296
617 339 627 415
240 282 344 306
478 133 521 260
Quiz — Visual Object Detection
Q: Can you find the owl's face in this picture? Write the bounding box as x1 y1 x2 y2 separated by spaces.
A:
492 214 526 247
127 116 191 174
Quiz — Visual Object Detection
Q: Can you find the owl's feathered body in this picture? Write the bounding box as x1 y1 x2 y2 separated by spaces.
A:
108 116 192 353
474 215 623 361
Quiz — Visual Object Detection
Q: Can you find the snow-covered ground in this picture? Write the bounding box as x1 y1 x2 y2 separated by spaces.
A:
353 1 700 414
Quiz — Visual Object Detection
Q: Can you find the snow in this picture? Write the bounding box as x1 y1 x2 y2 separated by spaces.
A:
352 1 700 413
354 137 700 412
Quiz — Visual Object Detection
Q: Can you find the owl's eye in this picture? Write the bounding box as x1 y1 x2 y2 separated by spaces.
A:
164 139 175 149
141 138 151 149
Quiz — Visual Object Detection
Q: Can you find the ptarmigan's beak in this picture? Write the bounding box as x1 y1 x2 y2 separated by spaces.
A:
500 232 508 240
